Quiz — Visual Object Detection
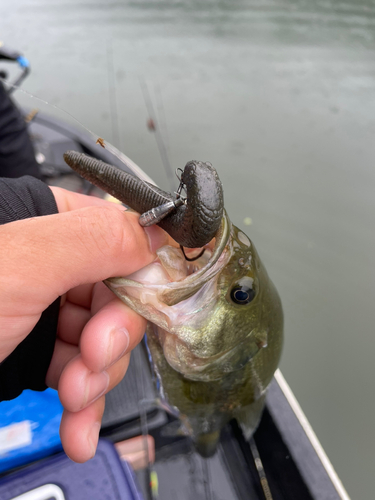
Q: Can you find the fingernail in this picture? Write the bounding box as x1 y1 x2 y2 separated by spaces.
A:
144 225 168 253
87 421 101 459
83 371 109 408
105 327 130 369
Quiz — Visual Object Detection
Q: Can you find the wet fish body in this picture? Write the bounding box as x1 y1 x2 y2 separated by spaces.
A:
106 212 283 456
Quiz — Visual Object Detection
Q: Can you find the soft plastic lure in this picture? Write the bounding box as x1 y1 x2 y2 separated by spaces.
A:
63 151 224 249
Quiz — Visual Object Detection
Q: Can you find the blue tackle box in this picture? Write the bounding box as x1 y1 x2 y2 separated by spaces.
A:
0 388 63 473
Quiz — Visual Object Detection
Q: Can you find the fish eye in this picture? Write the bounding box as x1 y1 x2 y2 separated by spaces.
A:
230 284 256 305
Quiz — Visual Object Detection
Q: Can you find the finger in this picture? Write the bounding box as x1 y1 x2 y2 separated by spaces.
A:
50 186 122 213
57 282 134 348
45 339 79 390
58 353 129 413
65 283 95 309
57 301 91 345
80 290 146 373
1 204 168 316
90 281 120 314
59 396 105 463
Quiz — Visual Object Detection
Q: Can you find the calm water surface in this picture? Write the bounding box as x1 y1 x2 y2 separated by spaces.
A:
2 1 375 498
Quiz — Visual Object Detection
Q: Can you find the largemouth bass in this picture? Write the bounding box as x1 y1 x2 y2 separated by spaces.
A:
107 214 283 456
64 151 283 457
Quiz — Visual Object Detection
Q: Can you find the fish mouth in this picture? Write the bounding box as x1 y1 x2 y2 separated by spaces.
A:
106 211 231 308
105 212 233 380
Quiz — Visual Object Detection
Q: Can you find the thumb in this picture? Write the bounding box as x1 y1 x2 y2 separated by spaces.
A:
0 203 167 356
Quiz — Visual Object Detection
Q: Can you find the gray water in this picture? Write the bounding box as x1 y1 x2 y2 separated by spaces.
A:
2 1 375 498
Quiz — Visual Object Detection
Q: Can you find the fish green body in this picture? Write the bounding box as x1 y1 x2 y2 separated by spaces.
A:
106 211 283 456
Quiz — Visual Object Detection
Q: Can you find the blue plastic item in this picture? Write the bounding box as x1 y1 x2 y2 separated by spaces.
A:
16 56 30 68
0 389 63 473
0 439 144 500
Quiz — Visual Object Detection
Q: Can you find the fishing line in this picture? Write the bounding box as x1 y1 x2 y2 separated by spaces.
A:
0 77 172 203
139 77 175 191
155 83 170 154
106 39 121 150
135 346 158 500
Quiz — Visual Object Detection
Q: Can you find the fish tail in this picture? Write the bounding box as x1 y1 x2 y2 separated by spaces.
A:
194 430 220 458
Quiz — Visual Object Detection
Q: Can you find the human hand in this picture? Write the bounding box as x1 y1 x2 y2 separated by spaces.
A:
0 186 168 462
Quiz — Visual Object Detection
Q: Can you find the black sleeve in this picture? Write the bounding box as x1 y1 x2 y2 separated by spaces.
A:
0 176 60 400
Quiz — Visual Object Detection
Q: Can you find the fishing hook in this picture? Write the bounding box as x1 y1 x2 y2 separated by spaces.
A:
180 245 205 262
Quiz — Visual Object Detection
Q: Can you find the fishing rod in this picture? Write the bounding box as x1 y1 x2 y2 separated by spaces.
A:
106 39 121 150
140 78 175 192
0 42 30 93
